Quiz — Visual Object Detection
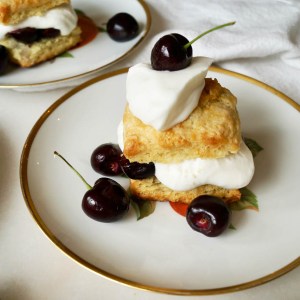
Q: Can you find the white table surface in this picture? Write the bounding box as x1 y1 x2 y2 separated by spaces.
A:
1 1 300 299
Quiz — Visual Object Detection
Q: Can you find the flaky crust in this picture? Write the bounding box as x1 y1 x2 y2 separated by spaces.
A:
0 26 81 67
0 0 69 25
123 78 241 163
130 177 241 204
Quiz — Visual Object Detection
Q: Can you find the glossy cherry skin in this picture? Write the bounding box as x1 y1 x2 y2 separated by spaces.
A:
82 178 130 222
120 156 155 179
107 12 139 42
90 143 123 176
151 33 193 71
186 196 231 237
7 27 39 44
7 27 60 44
39 28 60 39
0 45 9 75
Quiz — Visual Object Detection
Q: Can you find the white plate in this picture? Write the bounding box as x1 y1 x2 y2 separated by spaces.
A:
0 0 150 91
20 67 300 295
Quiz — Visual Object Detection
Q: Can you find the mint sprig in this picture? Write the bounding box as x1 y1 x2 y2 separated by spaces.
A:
130 195 156 220
244 137 263 158
59 52 74 58
230 187 259 212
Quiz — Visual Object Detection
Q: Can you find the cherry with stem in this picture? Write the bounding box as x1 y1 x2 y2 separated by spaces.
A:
151 21 235 71
54 151 130 222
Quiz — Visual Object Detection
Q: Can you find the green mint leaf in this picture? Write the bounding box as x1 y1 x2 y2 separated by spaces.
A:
230 187 259 211
131 196 156 220
59 52 74 58
75 8 85 16
229 223 236 230
98 26 107 32
136 199 156 220
243 137 263 158
130 199 141 219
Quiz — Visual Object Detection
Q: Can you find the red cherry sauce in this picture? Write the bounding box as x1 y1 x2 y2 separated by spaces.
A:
75 13 99 48
169 202 188 217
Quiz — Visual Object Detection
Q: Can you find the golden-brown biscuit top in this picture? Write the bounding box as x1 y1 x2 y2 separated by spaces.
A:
123 78 242 163
0 0 69 25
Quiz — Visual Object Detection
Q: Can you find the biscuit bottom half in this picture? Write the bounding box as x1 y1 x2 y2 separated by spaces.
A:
0 26 81 67
130 177 241 204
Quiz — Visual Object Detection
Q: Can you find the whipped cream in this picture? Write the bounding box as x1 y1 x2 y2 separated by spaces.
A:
155 141 254 191
117 122 254 191
126 57 213 131
0 4 78 39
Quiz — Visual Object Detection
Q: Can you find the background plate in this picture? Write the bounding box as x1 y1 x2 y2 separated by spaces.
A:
20 67 300 295
0 0 150 90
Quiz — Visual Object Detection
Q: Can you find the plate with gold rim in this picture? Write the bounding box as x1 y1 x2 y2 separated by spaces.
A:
0 0 151 91
20 66 300 295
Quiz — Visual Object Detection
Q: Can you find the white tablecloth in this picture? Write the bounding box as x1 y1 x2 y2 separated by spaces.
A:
1 1 300 299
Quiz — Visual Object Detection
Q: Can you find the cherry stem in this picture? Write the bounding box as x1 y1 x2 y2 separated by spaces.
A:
54 151 92 190
183 21 236 49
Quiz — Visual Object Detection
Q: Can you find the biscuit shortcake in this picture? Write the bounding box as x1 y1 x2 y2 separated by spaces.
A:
123 78 241 163
0 0 81 67
119 57 255 205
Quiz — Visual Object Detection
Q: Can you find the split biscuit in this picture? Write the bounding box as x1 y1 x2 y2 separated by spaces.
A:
0 26 81 67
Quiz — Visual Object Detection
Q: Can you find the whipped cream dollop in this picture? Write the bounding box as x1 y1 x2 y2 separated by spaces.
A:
117 122 254 191
126 57 213 131
0 4 78 39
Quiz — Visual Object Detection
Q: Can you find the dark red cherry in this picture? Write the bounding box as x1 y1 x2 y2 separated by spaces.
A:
82 178 130 222
107 12 139 42
120 156 155 179
0 45 9 75
186 195 231 237
54 151 130 222
7 27 60 44
151 33 192 71
39 28 60 39
7 27 39 44
91 143 123 176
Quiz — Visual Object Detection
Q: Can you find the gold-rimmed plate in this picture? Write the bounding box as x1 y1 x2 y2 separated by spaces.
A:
20 67 300 295
0 0 151 91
